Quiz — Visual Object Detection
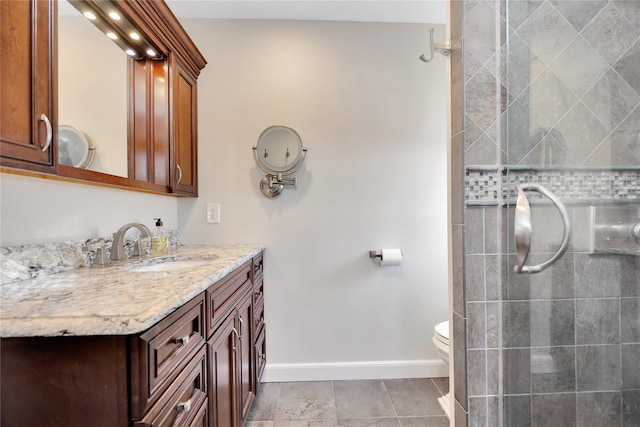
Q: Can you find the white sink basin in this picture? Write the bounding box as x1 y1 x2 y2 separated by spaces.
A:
129 259 213 273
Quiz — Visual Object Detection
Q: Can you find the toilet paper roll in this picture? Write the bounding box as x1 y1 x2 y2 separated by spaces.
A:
379 248 403 267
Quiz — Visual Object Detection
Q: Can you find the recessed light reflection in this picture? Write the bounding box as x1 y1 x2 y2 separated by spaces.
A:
108 12 121 20
146 49 156 57
130 32 140 40
83 11 97 20
125 49 137 57
106 32 118 40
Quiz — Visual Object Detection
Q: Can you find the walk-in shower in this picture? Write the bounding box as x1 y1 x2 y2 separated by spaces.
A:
451 0 639 425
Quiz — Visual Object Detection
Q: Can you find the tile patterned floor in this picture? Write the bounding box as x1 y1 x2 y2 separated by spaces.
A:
246 378 450 427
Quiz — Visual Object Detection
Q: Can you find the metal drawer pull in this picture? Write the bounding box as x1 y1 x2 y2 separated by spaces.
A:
232 327 239 351
40 114 52 151
177 398 191 413
238 317 244 339
176 165 183 184
514 184 571 274
175 335 190 346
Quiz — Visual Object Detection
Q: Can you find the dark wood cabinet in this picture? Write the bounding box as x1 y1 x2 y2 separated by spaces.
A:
207 261 259 427
238 291 256 423
0 0 206 196
0 252 265 427
135 346 209 427
208 311 238 427
131 295 206 419
0 0 56 172
172 57 199 196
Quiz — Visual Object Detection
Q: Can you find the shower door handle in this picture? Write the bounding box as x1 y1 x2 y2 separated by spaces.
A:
514 184 571 274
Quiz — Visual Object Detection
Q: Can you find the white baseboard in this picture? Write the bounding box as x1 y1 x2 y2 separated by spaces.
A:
261 359 448 383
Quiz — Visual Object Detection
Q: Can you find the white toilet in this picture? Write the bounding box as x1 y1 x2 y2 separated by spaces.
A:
432 320 451 419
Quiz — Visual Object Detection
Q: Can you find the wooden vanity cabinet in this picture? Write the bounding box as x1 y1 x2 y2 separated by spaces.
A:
0 0 56 172
0 252 265 427
207 260 259 427
252 253 267 389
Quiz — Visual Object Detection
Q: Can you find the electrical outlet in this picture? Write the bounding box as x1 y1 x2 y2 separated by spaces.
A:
206 203 220 224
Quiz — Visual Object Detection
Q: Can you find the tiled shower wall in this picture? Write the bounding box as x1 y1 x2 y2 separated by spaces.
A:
451 0 640 426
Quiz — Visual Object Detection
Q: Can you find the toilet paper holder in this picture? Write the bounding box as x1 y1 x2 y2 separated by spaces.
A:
368 249 403 267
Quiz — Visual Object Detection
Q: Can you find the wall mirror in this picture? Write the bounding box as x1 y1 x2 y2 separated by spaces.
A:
253 125 307 198
58 0 128 177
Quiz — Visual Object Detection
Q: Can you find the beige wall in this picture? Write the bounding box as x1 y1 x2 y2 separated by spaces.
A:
178 19 449 380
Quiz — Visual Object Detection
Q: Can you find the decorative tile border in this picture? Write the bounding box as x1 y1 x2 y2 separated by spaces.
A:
465 166 640 206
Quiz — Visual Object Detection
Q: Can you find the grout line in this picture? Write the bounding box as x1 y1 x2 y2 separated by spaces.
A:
381 379 401 420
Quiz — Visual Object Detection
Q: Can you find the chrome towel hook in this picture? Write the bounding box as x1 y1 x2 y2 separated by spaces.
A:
419 28 451 62
514 184 571 274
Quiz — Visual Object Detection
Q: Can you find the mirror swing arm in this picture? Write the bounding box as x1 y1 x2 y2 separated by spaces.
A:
252 125 307 198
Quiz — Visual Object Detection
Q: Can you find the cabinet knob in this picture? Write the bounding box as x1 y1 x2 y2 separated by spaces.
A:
177 398 192 413
175 335 190 346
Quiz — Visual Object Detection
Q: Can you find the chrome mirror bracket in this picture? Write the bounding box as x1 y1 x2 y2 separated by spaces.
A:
253 126 307 198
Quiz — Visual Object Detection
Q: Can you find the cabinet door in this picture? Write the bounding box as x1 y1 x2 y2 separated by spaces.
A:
171 57 198 196
208 313 238 427
0 0 56 172
128 58 170 186
237 292 255 424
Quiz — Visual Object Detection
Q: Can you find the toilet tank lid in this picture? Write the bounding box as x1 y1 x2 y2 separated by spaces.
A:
435 321 449 340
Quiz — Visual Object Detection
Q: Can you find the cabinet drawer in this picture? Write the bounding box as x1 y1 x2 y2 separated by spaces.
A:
253 276 264 315
135 346 208 427
131 294 206 418
206 260 252 337
254 299 264 337
252 252 263 281
186 397 209 427
255 325 267 385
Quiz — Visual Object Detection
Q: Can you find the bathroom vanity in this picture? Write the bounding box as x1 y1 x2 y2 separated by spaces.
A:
0 245 265 427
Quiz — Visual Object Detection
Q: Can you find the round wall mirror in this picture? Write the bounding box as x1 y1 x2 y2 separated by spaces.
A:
58 125 95 169
254 125 305 175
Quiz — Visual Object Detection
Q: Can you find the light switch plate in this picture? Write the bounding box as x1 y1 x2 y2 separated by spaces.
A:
206 203 220 224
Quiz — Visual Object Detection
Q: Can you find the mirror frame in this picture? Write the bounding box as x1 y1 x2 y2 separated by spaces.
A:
254 125 306 175
59 0 205 195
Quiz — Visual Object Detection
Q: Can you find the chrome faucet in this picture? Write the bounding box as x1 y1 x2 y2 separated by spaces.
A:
111 223 152 261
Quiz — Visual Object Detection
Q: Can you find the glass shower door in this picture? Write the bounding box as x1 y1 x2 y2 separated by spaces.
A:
503 1 639 426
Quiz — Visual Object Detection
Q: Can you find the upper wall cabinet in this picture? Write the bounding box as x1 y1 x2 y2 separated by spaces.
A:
0 0 207 197
0 1 56 173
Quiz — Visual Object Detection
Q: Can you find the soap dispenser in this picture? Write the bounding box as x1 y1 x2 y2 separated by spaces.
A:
151 218 168 255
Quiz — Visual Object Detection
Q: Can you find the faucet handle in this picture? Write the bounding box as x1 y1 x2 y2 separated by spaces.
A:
132 238 150 257
89 239 111 267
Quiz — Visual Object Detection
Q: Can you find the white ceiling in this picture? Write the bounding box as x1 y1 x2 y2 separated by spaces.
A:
163 1 446 24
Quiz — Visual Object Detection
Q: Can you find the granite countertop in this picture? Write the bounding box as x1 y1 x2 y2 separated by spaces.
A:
0 244 263 338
